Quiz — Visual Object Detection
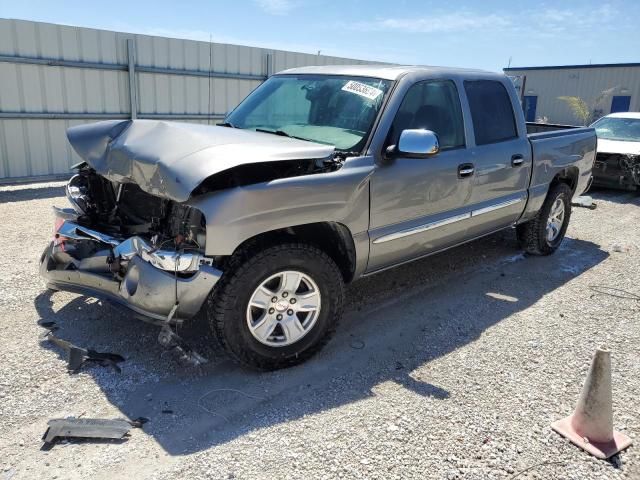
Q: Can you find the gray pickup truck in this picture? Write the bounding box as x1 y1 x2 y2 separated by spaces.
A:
40 65 596 370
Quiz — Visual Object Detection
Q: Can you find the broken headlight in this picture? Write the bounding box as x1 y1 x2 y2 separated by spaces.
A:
66 174 90 214
166 204 207 250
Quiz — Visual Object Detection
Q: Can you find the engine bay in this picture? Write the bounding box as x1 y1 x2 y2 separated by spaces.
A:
66 163 207 253
593 153 640 190
40 165 221 325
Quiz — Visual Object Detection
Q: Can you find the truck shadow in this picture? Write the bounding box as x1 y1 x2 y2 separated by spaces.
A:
0 184 66 203
589 187 640 205
34 231 608 455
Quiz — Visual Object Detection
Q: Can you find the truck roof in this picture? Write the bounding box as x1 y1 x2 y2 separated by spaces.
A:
277 64 497 81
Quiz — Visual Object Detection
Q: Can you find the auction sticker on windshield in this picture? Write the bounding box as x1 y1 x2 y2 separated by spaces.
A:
341 81 384 101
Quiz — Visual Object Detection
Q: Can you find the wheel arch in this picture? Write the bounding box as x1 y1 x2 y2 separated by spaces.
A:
230 221 359 283
520 165 580 224
550 166 580 194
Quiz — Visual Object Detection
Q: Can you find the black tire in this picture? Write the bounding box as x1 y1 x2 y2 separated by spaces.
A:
517 183 573 255
207 243 344 370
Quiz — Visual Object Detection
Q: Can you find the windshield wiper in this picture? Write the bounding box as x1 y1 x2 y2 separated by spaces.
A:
217 121 237 128
255 128 312 142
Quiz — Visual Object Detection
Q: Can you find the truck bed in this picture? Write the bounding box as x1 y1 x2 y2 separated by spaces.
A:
522 126 597 220
526 122 580 134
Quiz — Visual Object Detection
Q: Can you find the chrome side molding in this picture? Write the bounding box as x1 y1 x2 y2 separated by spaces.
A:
373 212 471 244
471 196 525 217
373 196 526 244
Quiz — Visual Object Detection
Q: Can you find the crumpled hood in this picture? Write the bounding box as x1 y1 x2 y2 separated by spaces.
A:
67 119 335 202
597 138 640 156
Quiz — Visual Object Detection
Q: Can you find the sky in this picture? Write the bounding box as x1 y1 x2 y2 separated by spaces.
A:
0 0 637 72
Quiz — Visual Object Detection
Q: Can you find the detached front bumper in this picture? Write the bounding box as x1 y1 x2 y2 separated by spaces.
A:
592 153 640 191
39 210 222 323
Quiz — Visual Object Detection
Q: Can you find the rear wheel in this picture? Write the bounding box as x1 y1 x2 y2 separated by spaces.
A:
207 243 344 370
517 183 572 255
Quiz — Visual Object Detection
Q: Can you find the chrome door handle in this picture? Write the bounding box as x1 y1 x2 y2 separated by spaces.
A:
511 154 524 166
458 163 475 178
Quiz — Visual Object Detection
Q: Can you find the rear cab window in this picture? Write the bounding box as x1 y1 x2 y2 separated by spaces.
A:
464 80 517 145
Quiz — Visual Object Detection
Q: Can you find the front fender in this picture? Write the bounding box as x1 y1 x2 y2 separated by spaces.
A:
187 157 374 256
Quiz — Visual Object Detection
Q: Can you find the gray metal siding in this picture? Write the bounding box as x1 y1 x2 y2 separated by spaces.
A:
506 66 640 125
0 19 378 181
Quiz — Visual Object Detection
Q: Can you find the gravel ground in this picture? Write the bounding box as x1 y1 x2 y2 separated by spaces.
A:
0 182 638 480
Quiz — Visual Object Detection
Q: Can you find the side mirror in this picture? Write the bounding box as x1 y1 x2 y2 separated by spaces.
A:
388 129 440 159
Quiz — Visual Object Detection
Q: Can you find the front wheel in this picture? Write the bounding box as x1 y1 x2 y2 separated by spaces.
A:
517 183 573 255
207 243 345 370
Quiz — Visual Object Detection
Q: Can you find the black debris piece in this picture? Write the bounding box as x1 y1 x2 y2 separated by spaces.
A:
37 320 58 330
42 329 125 373
157 324 207 366
128 417 150 428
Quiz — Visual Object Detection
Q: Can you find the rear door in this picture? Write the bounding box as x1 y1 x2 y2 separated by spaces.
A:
367 79 473 271
461 79 532 238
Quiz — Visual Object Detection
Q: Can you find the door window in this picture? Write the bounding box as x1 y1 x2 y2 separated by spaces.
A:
464 80 518 145
388 80 465 150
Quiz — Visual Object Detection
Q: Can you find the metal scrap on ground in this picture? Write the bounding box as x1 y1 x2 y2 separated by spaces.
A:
41 417 147 448
572 195 598 209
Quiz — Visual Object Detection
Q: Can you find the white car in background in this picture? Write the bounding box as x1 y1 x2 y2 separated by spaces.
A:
591 112 640 191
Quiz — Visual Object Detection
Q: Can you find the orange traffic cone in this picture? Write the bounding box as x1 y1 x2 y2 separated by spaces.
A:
551 348 632 459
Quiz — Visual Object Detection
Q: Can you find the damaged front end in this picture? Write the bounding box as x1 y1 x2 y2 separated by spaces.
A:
40 165 221 323
40 117 345 326
593 153 640 190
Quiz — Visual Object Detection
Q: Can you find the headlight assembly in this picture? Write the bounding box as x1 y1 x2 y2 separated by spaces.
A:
66 174 89 214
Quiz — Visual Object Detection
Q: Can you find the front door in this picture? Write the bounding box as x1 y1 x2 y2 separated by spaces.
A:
368 79 473 272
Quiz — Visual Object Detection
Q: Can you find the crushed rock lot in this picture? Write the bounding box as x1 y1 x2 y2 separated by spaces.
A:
0 182 638 480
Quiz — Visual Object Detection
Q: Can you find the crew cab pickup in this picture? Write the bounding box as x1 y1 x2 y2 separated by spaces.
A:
40 65 596 370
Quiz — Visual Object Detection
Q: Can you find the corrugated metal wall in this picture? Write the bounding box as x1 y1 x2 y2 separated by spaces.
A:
505 65 640 125
0 19 377 181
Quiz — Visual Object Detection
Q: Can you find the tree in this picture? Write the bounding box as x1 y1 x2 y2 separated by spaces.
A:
558 87 618 126
557 96 591 125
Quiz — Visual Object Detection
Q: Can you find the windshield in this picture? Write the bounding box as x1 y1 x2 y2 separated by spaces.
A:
225 75 392 151
591 116 640 142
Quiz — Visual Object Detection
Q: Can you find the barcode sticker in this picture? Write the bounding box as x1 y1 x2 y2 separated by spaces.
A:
341 81 383 101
